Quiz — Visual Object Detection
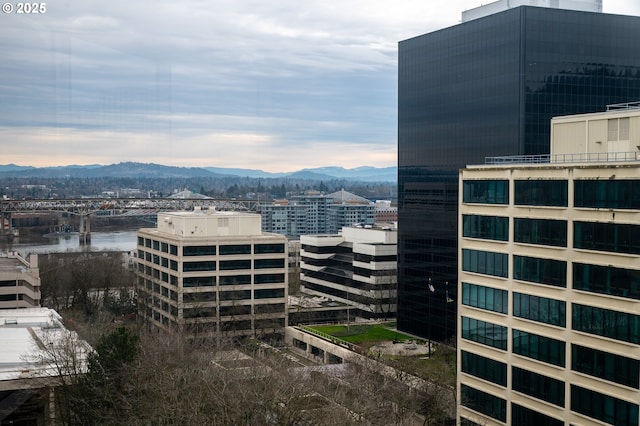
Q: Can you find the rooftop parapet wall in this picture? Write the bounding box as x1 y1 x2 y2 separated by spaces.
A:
462 0 602 22
156 210 262 237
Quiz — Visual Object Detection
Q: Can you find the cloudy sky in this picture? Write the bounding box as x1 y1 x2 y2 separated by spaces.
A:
1 1 639 172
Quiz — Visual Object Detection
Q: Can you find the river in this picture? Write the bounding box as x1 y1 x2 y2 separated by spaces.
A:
0 228 139 255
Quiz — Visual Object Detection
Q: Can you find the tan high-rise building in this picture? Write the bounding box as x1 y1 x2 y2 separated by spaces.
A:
136 209 287 342
458 104 640 425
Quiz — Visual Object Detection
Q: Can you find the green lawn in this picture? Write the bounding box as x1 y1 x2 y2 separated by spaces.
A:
309 323 422 344
306 322 455 386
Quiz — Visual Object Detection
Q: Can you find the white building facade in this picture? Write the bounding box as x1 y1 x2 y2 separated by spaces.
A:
0 252 40 309
300 226 397 319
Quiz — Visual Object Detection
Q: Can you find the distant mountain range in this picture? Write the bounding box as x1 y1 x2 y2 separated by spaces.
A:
0 162 397 182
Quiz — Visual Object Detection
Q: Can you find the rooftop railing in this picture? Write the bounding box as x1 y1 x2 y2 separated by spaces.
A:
485 151 640 165
606 101 640 111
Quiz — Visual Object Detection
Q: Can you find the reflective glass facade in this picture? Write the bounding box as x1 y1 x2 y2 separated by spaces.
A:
397 6 640 340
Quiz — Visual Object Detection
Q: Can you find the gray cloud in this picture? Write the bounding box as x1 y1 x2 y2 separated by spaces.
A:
1 0 638 170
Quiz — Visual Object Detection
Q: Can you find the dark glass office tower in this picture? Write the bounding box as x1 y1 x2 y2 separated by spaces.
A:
397 6 640 341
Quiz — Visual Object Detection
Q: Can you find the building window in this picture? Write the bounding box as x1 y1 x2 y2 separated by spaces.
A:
462 180 509 204
170 245 178 256
183 245 216 256
460 385 506 423
183 261 216 272
183 292 215 303
254 274 285 284
572 303 640 344
514 180 567 207
461 316 507 350
219 305 251 316
571 385 638 426
573 262 640 300
183 307 216 319
574 221 640 255
511 403 563 426
219 244 252 255
254 288 285 299
513 255 566 287
575 180 640 209
219 260 252 270
513 329 565 367
461 350 507 386
255 243 285 254
254 258 285 269
255 318 285 330
219 275 251 285
607 117 630 141
514 218 567 247
462 215 509 241
221 320 252 331
461 282 508 314
459 419 482 426
462 249 508 278
182 277 215 287
512 366 565 407
572 344 640 389
255 303 285 314
219 290 251 301
513 293 566 327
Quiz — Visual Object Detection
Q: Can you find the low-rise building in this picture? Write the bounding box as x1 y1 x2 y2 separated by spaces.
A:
300 225 397 319
0 308 90 424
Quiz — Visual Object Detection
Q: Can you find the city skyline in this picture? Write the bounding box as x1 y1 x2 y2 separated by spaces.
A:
1 1 639 172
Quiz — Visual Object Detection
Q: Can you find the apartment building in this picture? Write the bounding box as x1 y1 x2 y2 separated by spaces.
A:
260 190 374 238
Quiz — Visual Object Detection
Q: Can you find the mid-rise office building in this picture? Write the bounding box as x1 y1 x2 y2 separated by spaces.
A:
457 106 640 425
0 252 40 308
300 225 397 319
397 2 640 341
136 209 288 341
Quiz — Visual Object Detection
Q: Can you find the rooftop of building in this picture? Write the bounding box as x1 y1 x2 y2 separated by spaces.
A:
139 208 286 240
473 102 640 168
462 0 602 22
160 207 256 217
480 151 640 168
168 189 211 199
0 308 90 384
0 252 36 274
326 189 372 205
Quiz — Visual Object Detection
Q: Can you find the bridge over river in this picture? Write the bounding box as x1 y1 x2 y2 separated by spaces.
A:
1 197 261 243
